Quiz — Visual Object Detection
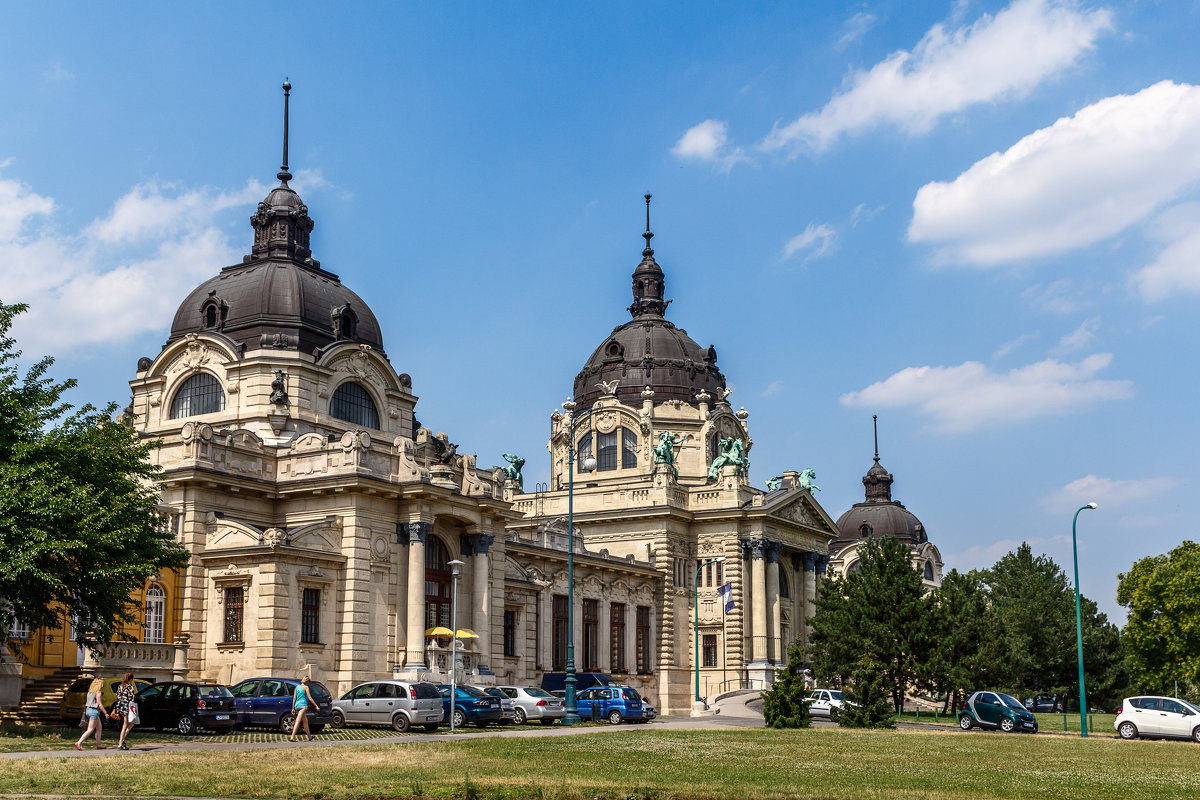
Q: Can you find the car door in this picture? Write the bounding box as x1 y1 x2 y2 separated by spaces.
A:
809 691 829 716
975 693 1003 726
256 679 291 727
345 683 377 724
1133 698 1163 735
575 688 594 718
136 684 163 728
229 680 261 726
1157 699 1193 738
371 682 398 726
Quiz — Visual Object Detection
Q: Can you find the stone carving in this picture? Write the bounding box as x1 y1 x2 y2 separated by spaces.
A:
797 468 821 493
640 385 655 401
597 379 619 395
262 528 287 548
719 387 733 401
430 432 459 466
498 453 525 491
778 500 820 527
595 411 618 434
652 432 684 479
460 454 487 497
393 435 429 483
269 370 288 405
181 335 212 370
707 437 749 482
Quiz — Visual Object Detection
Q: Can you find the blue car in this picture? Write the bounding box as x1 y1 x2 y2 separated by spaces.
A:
576 685 645 724
435 684 504 729
229 677 334 734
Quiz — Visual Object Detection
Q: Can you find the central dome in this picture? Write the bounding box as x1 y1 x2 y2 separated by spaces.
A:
572 196 726 408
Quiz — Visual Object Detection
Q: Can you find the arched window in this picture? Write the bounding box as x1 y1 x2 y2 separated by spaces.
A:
597 430 618 471
779 568 790 599
425 537 453 630
204 305 217 328
577 433 593 470
924 561 934 581
709 433 721 464
330 382 379 429
170 373 225 418
847 561 862 575
859 523 872 538
621 427 638 469
144 585 165 644
332 305 358 340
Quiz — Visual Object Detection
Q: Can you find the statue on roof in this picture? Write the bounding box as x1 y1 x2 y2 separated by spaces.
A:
707 437 749 482
766 475 783 492
652 432 684 478
797 468 820 493
498 453 525 491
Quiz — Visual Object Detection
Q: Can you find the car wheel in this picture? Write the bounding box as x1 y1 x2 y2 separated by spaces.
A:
959 714 973 731
1192 726 1200 744
176 714 196 736
540 718 555 725
607 710 623 725
279 712 296 735
999 717 1015 733
513 707 527 725
424 723 439 732
392 713 411 733
330 710 346 729
1118 721 1138 740
829 707 839 723
452 709 467 728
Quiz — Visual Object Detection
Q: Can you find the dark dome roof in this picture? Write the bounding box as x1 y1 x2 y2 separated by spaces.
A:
572 196 726 408
831 450 928 553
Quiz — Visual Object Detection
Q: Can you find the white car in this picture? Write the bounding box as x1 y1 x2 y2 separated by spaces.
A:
1115 696 1200 743
807 689 847 718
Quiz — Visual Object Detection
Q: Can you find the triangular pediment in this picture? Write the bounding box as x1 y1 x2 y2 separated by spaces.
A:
759 488 840 540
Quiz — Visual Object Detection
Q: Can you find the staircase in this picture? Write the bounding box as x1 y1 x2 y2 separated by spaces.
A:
0 667 83 727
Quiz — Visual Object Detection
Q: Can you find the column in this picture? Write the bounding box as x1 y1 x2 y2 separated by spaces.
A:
765 541 782 665
745 538 768 664
467 531 494 674
802 553 818 647
402 520 432 670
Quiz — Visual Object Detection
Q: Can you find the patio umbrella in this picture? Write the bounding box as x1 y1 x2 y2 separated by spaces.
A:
454 628 479 639
424 627 454 637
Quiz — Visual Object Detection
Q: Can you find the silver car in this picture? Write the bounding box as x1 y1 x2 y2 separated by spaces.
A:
331 680 444 732
495 685 566 724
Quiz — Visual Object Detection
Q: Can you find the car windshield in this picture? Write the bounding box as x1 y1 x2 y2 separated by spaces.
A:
998 693 1024 710
830 691 844 701
200 685 233 698
309 683 332 703
525 688 554 698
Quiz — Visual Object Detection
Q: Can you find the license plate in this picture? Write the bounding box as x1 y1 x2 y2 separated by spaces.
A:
426 715 438 721
215 714 230 720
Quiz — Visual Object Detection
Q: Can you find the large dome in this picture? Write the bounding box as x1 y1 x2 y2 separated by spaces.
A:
572 196 726 408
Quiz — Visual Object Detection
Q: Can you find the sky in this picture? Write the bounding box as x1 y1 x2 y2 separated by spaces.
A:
2 0 1197 622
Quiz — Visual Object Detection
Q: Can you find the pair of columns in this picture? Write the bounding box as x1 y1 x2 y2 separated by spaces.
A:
399 521 493 671
743 539 827 664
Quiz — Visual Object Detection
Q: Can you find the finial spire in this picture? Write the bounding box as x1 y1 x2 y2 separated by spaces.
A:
278 79 292 184
873 414 879 463
642 193 654 255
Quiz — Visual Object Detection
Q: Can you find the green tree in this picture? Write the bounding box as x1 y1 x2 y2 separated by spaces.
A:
923 569 990 712
809 536 929 710
1118 541 1200 701
762 639 813 728
0 301 189 651
837 656 895 729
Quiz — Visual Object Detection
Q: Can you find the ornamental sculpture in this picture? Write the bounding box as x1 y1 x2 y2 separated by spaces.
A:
652 432 684 478
269 370 289 405
798 468 821 493
707 437 749 482
766 475 783 492
499 453 525 491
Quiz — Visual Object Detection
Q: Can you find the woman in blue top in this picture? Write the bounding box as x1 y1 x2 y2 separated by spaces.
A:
290 676 316 741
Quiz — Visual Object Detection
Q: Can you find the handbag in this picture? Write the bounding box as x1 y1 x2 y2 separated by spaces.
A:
128 703 140 725
78 712 88 729
109 710 121 721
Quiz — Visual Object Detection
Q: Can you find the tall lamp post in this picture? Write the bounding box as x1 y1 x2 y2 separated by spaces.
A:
448 558 465 733
561 399 597 725
1071 502 1097 738
694 557 727 704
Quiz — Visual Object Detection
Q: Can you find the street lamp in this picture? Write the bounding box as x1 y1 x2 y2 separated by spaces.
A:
561 398 597 725
694 556 727 704
1071 502 1097 738
448 558 465 733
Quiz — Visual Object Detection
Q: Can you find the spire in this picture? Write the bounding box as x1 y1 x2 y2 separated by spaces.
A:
863 414 894 503
278 79 292 185
873 414 880 463
629 193 670 319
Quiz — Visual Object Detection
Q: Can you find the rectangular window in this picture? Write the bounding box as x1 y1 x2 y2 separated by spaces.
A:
535 595 542 667
597 431 618 471
610 603 626 670
706 562 714 587
716 561 723 587
703 634 718 667
301 588 320 644
621 428 637 469
503 609 517 658
636 605 652 673
224 587 244 643
582 599 599 670
552 594 568 670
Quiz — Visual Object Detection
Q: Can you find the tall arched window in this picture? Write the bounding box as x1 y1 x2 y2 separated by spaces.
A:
577 433 593 470
779 569 790 599
144 585 165 644
709 433 721 464
621 427 638 469
330 381 379 429
424 537 453 630
924 561 934 581
170 373 225 418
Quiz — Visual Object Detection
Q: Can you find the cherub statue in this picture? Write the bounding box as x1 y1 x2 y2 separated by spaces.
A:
652 432 684 478
766 475 783 492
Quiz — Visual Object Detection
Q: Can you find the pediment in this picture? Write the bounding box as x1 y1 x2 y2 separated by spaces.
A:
761 489 840 539
288 517 342 552
207 519 265 549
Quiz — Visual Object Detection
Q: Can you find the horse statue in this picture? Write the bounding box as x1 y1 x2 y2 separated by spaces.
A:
652 432 684 478
707 437 749 482
797 468 820 493
497 453 525 491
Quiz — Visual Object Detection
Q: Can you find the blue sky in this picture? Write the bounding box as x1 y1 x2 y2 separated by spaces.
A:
2 1 1197 621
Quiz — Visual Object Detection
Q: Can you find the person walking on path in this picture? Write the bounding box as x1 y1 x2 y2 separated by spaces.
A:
290 676 316 742
74 678 108 751
113 673 138 750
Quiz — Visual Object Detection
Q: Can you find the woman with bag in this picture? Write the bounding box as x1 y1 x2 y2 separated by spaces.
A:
74 678 108 750
289 676 316 742
114 673 139 750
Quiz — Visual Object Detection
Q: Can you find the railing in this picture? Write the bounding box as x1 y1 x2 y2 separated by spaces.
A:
84 639 188 680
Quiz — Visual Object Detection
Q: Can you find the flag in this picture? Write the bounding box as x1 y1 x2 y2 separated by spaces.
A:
718 582 735 614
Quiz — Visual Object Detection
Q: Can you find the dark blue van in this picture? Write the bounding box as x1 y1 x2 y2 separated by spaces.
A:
576 685 645 724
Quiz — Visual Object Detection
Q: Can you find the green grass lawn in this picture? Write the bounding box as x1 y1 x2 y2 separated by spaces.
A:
2 726 1199 799
0 721 183 753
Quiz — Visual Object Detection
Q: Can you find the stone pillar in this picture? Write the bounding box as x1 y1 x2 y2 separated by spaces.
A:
402 521 432 670
172 634 190 680
745 538 768 663
465 530 495 675
802 552 818 646
765 542 782 665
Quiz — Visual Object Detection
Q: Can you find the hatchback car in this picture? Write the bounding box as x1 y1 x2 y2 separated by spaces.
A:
229 677 335 733
958 691 1038 733
135 681 236 735
478 687 516 724
494 685 565 725
435 684 504 728
540 671 616 698
1023 694 1065 713
576 685 645 724
807 688 847 718
59 676 153 728
1115 696 1200 743
331 680 443 732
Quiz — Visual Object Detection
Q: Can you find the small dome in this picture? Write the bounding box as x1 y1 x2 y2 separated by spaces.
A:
833 500 928 553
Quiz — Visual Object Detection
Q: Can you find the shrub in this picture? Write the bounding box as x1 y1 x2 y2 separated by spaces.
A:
762 640 812 728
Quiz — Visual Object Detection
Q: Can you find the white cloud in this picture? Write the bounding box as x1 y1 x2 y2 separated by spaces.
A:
1131 201 1200 300
840 352 1133 433
44 62 74 82
850 203 886 227
763 0 1112 154
671 120 747 172
838 11 878 47
945 535 1072 571
992 332 1037 359
1042 474 1181 513
783 223 836 261
0 173 54 240
1055 317 1099 352
762 380 783 397
1022 279 1083 314
909 80 1200 265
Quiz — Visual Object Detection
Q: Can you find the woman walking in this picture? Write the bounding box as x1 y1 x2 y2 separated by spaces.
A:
289 676 316 742
74 678 108 750
114 673 138 750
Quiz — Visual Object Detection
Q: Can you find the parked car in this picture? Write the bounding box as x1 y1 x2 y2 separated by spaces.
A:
1115 696 1200 743
435 684 504 728
958 691 1038 733
229 677 334 733
494 685 565 725
135 681 236 735
540 672 616 698
478 687 516 724
1023 694 1065 713
576 685 645 724
807 688 847 718
59 676 153 728
330 680 443 732
641 702 657 722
